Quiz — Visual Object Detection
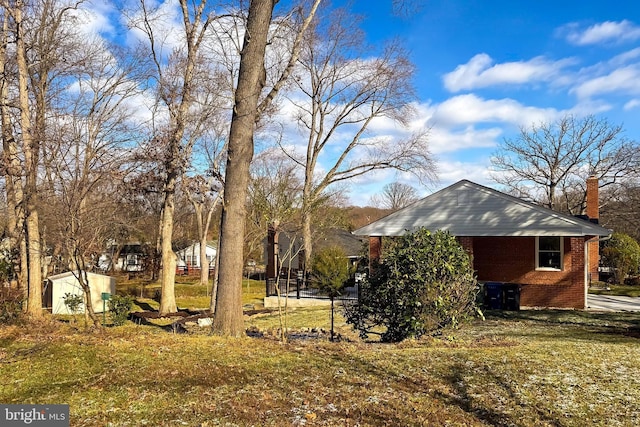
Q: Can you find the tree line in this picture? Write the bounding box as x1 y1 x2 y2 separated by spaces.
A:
2 0 639 336
0 0 434 334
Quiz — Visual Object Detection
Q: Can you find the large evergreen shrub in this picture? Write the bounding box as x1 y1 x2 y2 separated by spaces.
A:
345 228 480 342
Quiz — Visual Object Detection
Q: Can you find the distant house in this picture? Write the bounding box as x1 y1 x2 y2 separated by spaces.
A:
99 243 149 273
175 242 217 274
263 226 367 302
265 227 366 278
353 179 611 309
43 271 116 315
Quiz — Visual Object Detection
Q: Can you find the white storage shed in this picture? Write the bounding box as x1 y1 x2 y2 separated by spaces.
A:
44 271 116 315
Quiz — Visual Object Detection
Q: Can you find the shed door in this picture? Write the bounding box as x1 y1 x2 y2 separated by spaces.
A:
42 280 53 311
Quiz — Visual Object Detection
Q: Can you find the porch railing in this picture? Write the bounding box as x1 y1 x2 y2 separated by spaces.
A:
266 277 359 301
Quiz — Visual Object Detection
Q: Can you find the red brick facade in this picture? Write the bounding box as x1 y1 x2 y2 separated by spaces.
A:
586 176 600 282
471 236 586 309
369 236 382 264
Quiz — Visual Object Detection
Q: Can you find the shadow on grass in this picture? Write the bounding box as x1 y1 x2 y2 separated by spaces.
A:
318 346 564 426
483 309 640 342
436 362 565 427
135 300 157 312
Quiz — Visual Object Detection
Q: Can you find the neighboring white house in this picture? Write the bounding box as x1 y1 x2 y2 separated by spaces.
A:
43 271 116 315
98 243 148 273
175 242 217 269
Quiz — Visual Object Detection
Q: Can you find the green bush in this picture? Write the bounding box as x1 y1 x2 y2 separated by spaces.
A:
602 232 640 285
108 295 133 326
0 287 24 325
345 228 480 342
311 246 354 298
62 293 84 315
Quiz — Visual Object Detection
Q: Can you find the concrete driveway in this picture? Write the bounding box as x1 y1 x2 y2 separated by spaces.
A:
587 294 640 312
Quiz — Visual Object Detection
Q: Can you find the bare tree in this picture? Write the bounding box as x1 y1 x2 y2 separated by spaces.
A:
369 182 419 210
280 7 435 270
491 115 640 214
214 0 321 336
600 182 640 241
183 174 222 289
246 148 303 261
40 36 141 327
13 0 42 317
0 0 89 317
126 0 224 315
0 9 27 292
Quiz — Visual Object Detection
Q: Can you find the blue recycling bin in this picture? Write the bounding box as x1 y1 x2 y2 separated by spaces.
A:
484 282 504 309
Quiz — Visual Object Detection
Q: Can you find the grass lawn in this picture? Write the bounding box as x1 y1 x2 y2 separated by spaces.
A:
589 283 640 298
119 275 267 311
1 305 640 426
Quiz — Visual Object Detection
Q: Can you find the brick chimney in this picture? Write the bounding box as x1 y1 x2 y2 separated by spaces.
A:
586 176 599 221
586 176 599 282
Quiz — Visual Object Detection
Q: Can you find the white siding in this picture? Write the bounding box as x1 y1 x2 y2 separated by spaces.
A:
49 271 116 315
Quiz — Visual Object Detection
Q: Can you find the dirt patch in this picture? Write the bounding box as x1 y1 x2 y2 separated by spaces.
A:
131 308 276 333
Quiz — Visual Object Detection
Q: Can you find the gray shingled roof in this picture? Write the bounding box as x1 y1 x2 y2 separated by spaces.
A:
353 180 612 237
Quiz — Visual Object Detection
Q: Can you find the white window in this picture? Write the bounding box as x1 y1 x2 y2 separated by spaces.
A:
536 236 563 270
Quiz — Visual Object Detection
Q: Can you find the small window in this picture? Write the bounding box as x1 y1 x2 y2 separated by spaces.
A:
537 236 563 270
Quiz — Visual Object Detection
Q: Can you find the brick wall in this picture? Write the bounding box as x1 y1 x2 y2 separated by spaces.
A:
586 176 600 282
472 236 586 309
369 236 382 263
457 236 474 258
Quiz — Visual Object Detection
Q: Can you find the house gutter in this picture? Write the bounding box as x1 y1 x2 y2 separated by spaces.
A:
584 233 612 310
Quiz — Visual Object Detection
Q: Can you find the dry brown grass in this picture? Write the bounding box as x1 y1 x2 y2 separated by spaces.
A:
1 308 640 426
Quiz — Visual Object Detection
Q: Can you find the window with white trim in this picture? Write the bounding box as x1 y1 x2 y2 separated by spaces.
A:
536 236 563 270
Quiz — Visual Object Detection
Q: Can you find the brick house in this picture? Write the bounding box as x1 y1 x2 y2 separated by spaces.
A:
353 178 611 309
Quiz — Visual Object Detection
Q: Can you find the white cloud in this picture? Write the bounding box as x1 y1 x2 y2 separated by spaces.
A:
427 126 501 154
608 48 640 67
74 1 118 37
624 99 640 111
572 65 640 99
443 53 575 92
564 20 640 46
124 0 185 54
435 159 494 189
429 94 559 128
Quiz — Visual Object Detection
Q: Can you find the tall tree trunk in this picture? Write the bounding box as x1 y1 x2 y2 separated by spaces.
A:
15 1 42 318
209 234 221 314
302 208 313 274
199 238 209 287
214 0 321 335
0 14 25 290
214 0 275 336
159 178 178 314
301 181 314 273
190 199 216 288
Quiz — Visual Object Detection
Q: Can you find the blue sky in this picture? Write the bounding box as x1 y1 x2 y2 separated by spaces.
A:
81 1 640 206
334 0 640 205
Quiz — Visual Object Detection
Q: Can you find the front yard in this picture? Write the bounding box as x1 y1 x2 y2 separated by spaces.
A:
1 305 639 426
